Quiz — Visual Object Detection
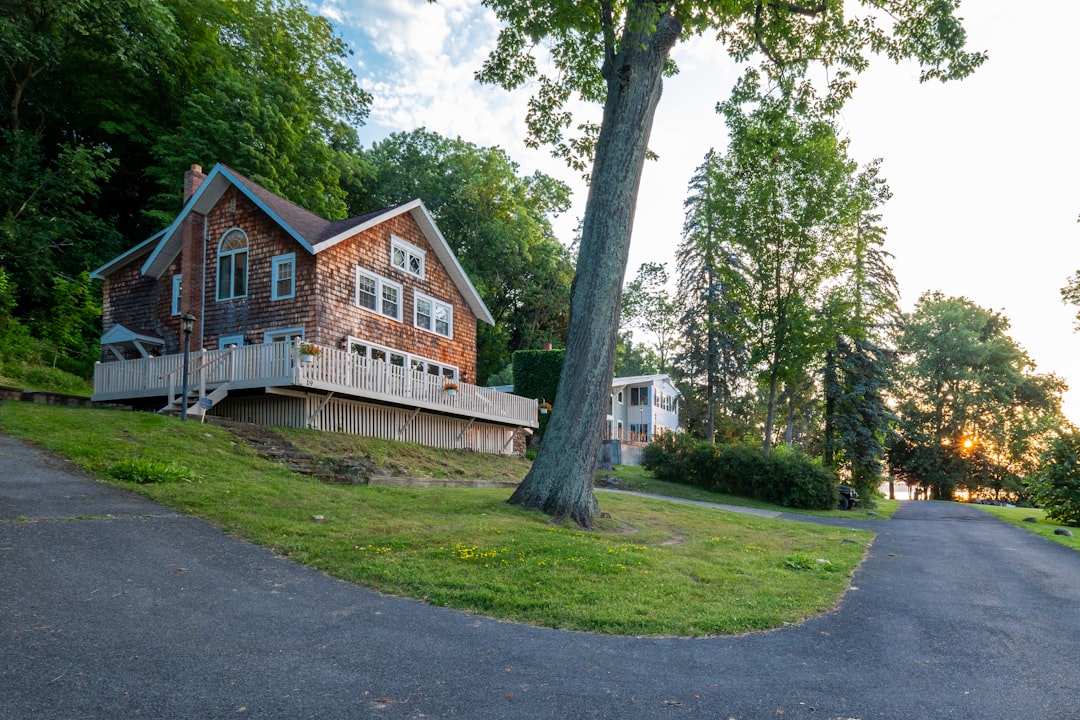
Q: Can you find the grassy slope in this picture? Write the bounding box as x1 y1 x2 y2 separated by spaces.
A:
1 402 874 636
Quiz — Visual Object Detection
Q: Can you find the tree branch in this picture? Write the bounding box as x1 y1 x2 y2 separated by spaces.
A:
754 0 828 68
754 2 782 67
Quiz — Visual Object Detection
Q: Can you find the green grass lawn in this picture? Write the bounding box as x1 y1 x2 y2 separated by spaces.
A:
0 402 874 636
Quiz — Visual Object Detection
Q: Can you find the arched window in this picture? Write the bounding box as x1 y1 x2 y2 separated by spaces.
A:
217 229 248 301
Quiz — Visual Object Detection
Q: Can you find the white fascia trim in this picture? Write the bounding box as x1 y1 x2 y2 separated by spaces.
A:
313 199 495 326
140 165 316 279
90 229 167 280
310 200 423 253
216 166 314 255
139 166 226 278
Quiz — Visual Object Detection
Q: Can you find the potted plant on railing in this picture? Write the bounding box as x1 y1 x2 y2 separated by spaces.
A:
538 400 552 415
298 342 321 363
443 381 459 397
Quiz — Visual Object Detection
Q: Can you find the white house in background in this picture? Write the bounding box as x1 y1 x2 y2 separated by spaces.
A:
493 373 681 465
604 374 681 465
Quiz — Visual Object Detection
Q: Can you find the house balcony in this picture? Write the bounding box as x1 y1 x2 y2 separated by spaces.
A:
92 342 538 430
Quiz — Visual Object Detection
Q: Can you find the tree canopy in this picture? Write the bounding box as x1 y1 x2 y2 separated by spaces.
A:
0 0 371 369
482 0 985 525
890 293 1066 500
673 91 895 497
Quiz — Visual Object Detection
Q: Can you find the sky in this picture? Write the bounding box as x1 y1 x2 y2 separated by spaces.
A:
316 0 1080 423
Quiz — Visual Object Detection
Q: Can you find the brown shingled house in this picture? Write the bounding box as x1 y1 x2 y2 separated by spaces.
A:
91 164 536 453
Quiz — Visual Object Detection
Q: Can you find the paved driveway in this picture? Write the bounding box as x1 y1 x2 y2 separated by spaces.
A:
2 434 1079 719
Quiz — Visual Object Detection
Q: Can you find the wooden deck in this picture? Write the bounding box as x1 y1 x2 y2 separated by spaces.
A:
93 342 538 429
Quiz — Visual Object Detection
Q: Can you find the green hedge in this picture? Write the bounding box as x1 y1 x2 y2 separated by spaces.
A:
643 434 838 510
512 348 564 438
512 349 564 405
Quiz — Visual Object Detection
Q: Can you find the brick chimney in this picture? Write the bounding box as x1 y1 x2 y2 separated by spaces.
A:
183 163 205 201
180 164 206 348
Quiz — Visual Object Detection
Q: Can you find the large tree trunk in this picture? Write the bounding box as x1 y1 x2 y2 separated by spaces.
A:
508 4 681 528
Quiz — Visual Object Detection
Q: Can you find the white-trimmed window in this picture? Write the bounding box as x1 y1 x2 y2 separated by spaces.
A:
355 268 402 321
350 339 405 368
264 327 304 345
217 228 248 301
391 236 425 278
348 336 457 381
171 274 182 316
414 292 453 338
271 253 295 300
218 335 244 349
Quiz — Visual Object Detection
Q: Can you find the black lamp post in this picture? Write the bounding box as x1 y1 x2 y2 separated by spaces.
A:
180 312 196 421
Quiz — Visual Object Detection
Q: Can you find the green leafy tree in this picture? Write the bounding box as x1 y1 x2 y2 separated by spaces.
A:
687 92 879 456
479 0 984 526
613 330 660 376
620 262 680 373
824 337 894 503
676 150 753 441
0 0 371 371
1028 432 1080 527
1 0 178 250
41 272 101 375
0 132 120 314
890 293 1064 500
355 129 575 382
146 0 370 222
0 0 176 135
0 266 33 362
819 182 899 499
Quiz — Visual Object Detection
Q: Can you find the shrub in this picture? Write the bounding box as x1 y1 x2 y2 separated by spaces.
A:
708 442 767 498
1027 434 1080 527
766 447 838 510
644 435 838 510
643 432 700 484
108 459 198 484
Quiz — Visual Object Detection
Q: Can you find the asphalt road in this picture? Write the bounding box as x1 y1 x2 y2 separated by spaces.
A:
2 434 1079 719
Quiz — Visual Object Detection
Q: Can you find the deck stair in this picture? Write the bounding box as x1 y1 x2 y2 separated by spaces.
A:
160 382 230 417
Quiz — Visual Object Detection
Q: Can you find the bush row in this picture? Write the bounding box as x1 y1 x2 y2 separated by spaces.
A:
642 433 839 510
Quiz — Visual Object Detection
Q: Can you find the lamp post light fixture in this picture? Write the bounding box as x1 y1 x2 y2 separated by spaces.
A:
180 312 196 421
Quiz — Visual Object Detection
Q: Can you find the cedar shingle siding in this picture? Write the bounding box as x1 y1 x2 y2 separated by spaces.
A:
95 164 485 380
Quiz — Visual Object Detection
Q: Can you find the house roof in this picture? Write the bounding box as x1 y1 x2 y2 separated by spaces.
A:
133 164 494 325
612 374 682 396
100 323 164 346
89 229 166 280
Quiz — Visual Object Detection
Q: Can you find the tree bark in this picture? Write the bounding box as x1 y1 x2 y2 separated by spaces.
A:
508 3 681 527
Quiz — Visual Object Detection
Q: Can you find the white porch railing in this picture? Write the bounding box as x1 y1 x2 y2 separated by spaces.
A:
93 342 538 428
